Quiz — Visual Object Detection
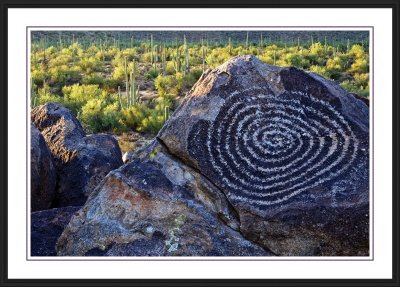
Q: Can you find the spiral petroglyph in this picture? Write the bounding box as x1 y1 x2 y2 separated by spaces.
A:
188 87 360 207
156 56 369 255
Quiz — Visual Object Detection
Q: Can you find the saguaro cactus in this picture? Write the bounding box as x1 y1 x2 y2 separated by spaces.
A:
31 77 37 107
58 32 63 49
201 38 206 72
153 44 158 71
164 105 170 123
130 62 140 106
118 86 124 109
183 35 189 74
42 80 46 97
150 34 154 65
173 37 181 74
161 44 167 75
33 44 37 67
124 56 130 106
245 32 249 52
42 36 46 64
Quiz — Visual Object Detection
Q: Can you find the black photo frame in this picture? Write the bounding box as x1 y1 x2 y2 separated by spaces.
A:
0 1 399 286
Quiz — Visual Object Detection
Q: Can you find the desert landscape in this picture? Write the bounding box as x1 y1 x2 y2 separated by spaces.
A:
30 30 370 256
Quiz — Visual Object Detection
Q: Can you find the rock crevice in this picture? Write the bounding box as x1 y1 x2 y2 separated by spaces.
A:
155 136 243 231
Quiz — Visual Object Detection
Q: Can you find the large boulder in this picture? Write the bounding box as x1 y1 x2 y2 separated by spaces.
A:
55 56 369 257
56 141 272 256
31 103 123 207
31 206 81 256
30 124 56 211
157 55 370 256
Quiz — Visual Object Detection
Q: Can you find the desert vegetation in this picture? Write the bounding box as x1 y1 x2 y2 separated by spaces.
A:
30 31 369 135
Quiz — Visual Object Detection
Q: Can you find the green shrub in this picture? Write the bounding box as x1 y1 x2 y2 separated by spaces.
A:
190 68 203 80
120 48 138 59
62 84 108 114
82 73 104 85
309 65 330 79
340 80 369 98
141 52 152 63
49 54 72 66
349 58 369 74
146 68 159 79
111 65 126 81
48 65 82 86
37 92 64 106
348 44 366 59
165 61 176 75
103 78 122 92
138 109 164 134
285 53 302 67
154 74 174 97
155 72 198 97
121 104 149 130
309 42 324 57
31 68 48 85
353 73 369 88
78 99 105 133
78 57 102 73
102 102 126 132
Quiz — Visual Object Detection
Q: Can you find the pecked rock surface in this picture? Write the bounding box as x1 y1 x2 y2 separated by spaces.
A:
157 55 370 256
31 103 123 207
56 140 271 256
31 124 56 211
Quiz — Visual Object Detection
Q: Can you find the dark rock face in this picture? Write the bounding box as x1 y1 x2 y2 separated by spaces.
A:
31 103 123 207
31 103 86 156
31 206 81 256
56 141 272 256
157 55 370 256
30 124 56 211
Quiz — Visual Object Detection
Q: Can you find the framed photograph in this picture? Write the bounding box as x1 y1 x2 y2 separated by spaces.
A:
1 1 399 286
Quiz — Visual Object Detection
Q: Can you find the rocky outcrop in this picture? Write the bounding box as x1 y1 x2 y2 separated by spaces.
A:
31 103 123 207
55 56 370 256
157 55 370 256
31 206 81 256
31 124 56 211
56 141 272 256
